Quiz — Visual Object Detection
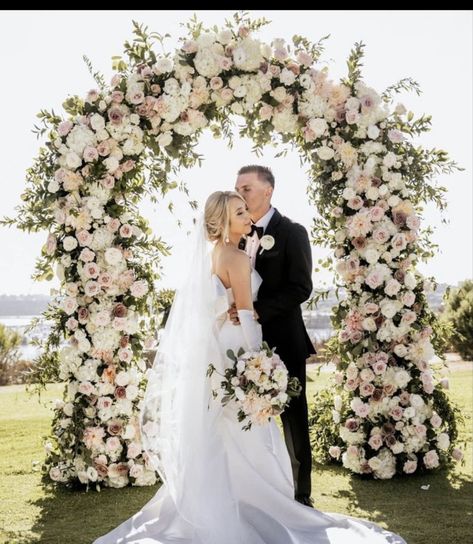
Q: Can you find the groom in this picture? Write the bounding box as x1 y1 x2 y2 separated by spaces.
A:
231 164 316 507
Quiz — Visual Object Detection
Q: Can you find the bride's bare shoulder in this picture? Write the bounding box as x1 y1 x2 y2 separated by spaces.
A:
215 245 249 270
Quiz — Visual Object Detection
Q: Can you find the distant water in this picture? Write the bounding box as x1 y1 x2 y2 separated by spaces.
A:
0 315 54 360
1 314 333 361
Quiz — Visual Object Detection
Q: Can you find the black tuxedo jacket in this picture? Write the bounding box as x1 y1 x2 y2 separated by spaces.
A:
251 209 316 377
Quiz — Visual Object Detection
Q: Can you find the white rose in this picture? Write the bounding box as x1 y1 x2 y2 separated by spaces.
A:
365 249 380 264
48 179 60 193
437 433 450 451
404 272 417 290
279 67 296 86
383 152 397 168
155 57 173 73
90 114 106 132
366 187 379 200
105 247 123 265
317 146 335 161
217 29 233 45
394 344 408 357
157 132 173 148
260 235 275 251
308 118 328 138
104 156 119 173
63 236 78 252
65 151 82 170
367 125 380 139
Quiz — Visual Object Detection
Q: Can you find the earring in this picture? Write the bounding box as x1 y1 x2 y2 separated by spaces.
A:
225 236 230 244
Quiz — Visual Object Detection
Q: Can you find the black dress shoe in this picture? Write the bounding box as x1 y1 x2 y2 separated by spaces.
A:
295 495 314 507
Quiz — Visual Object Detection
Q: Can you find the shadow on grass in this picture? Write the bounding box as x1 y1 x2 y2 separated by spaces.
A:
24 482 161 544
316 461 472 544
9 464 472 544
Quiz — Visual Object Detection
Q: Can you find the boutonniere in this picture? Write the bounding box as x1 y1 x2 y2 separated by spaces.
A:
258 234 275 256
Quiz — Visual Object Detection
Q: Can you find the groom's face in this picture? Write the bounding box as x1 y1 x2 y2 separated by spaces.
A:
235 173 273 220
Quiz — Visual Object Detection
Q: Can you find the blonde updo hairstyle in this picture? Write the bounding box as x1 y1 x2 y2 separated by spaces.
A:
204 190 246 243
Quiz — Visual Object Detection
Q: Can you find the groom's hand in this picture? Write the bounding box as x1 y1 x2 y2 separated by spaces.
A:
228 304 259 324
228 304 240 325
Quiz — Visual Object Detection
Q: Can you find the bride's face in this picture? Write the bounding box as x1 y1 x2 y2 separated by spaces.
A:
229 198 252 236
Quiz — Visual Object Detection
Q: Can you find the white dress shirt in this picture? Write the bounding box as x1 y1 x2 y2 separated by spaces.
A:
246 207 275 268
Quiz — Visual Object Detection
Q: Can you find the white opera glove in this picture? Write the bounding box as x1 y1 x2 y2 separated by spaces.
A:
237 309 263 352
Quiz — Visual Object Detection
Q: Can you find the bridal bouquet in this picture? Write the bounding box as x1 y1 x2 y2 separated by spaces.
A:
207 343 301 431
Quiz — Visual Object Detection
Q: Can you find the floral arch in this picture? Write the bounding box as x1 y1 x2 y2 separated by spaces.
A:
2 13 464 490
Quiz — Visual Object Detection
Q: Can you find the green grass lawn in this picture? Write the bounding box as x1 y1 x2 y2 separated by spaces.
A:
1 367 471 544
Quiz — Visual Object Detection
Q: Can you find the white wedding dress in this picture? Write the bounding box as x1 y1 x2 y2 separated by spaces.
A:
93 266 407 544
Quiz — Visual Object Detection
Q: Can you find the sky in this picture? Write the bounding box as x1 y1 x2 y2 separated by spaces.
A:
0 10 471 296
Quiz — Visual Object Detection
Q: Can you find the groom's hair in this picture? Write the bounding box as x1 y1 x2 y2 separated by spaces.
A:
237 165 275 188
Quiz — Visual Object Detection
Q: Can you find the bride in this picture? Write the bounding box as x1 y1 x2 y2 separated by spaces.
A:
93 191 407 544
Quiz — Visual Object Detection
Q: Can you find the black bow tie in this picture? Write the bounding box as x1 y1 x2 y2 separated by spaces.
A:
249 224 264 239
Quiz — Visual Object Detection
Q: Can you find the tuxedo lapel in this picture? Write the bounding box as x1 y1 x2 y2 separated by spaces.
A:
255 208 282 273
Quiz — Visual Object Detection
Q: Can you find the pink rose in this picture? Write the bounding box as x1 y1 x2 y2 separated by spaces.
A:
452 448 463 461
354 403 370 418
98 272 112 287
79 381 95 396
127 442 142 459
106 218 121 233
359 382 375 397
345 110 359 125
119 224 133 238
97 141 112 157
363 302 379 314
115 386 127 399
365 269 384 289
259 104 273 121
130 280 149 298
329 445 341 459
345 418 359 431
182 40 198 54
86 89 100 103
77 230 93 247
111 90 124 103
113 317 128 331
108 107 124 125
46 233 57 255
388 129 404 143
66 317 78 331
78 307 89 323
58 120 73 137
296 51 313 67
403 459 417 474
373 361 387 375
210 77 223 90
101 175 115 190
83 146 99 163
346 445 359 458
85 280 100 297
424 449 439 469
368 434 383 451
79 248 95 262
430 413 442 428
369 206 385 222
390 406 404 421
84 262 100 279
348 196 364 210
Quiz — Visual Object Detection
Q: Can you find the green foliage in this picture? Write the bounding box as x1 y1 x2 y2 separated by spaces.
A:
343 41 366 89
382 77 421 102
442 281 473 360
0 323 22 385
292 33 331 62
309 387 345 463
